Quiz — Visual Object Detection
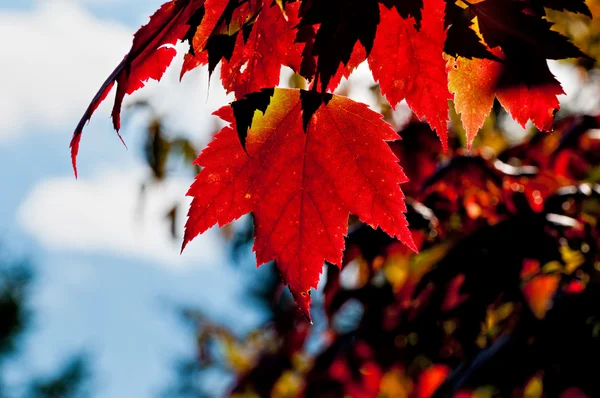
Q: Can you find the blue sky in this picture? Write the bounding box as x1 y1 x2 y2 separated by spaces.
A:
0 1 271 396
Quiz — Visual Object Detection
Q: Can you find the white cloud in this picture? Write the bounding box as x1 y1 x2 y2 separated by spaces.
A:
18 167 227 268
0 1 131 139
5 1 236 268
0 0 233 145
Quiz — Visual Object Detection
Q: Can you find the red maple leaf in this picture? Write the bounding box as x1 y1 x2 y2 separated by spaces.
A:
183 88 416 320
71 0 205 177
368 0 451 150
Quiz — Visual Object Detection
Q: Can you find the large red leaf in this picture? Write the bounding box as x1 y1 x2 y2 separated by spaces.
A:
448 50 564 149
220 1 303 98
71 0 205 176
183 88 416 320
368 0 451 151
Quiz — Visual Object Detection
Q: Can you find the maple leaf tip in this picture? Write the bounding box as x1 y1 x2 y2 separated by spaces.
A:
466 142 473 151
404 231 419 254
437 131 449 153
180 240 189 255
70 151 79 180
290 287 313 323
302 310 313 324
296 299 312 323
408 241 419 254
70 133 82 179
117 132 128 150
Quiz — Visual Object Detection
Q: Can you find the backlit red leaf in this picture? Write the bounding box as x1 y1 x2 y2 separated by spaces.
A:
368 0 451 151
183 88 416 320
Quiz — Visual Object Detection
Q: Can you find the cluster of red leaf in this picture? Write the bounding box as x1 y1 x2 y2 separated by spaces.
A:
73 0 593 319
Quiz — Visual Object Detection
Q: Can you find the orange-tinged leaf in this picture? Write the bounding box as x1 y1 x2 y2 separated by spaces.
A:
369 0 451 150
520 259 541 280
523 274 560 319
379 367 411 398
183 88 416 320
448 49 564 149
416 364 450 398
447 55 496 148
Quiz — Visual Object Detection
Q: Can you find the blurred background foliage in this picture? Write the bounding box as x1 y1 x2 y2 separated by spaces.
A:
548 0 600 70
0 253 92 398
